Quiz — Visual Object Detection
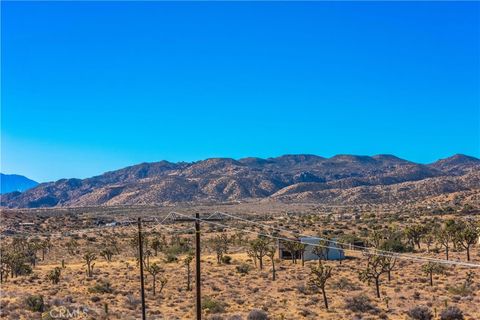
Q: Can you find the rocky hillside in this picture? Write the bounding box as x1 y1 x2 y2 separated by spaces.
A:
1 154 479 208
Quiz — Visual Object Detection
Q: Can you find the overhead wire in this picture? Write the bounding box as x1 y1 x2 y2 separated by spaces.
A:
170 212 480 268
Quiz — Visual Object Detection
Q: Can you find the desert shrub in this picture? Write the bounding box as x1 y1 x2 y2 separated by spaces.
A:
236 263 251 275
440 306 464 320
221 255 232 264
208 316 225 320
380 232 413 253
247 309 268 320
165 243 190 256
447 284 472 297
88 281 113 294
202 297 227 313
344 294 378 313
296 284 309 295
15 263 33 276
298 308 317 317
25 295 44 312
125 294 140 310
407 306 433 320
332 277 360 290
164 253 178 263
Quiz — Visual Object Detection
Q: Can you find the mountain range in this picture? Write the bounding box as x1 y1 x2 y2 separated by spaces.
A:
1 154 479 208
0 173 38 194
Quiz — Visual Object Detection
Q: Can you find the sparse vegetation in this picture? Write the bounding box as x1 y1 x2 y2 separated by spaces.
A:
358 254 390 298
422 262 446 286
440 306 464 320
146 263 167 296
184 254 193 291
407 305 433 320
308 264 333 309
83 251 97 277
0 203 479 319
344 294 378 314
47 267 61 284
24 295 44 312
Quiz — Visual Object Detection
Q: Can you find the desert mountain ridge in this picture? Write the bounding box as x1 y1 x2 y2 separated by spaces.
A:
1 154 479 208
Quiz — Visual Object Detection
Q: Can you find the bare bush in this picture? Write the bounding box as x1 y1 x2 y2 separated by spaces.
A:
407 305 433 320
247 309 268 320
344 294 378 314
440 306 464 320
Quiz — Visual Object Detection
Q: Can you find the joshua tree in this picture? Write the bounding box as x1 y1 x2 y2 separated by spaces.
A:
377 227 411 253
358 254 390 298
146 263 167 296
435 224 455 260
25 240 40 267
405 225 427 250
66 239 79 256
40 239 52 261
282 240 300 264
130 231 149 262
369 229 386 248
308 264 333 310
151 237 165 256
210 233 229 264
421 262 446 286
246 247 257 268
296 242 307 267
184 254 193 291
312 239 330 265
47 267 61 284
3 251 32 278
83 252 97 277
169 234 191 252
0 258 10 283
144 249 153 268
424 233 435 253
384 256 397 282
249 237 271 270
266 245 277 281
232 231 246 245
454 222 479 261
100 247 115 262
103 235 120 254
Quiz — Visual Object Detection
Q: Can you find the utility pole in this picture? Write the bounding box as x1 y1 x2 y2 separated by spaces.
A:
195 213 201 320
171 213 223 320
138 217 147 320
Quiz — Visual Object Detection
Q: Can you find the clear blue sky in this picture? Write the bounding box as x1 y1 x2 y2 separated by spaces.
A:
1 1 479 182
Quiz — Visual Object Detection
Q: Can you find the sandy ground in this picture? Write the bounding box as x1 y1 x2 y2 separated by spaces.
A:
1 239 479 320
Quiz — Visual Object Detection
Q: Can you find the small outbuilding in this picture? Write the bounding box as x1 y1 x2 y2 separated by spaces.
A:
278 237 345 261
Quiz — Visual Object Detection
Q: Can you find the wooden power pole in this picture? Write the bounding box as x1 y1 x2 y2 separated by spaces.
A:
195 213 202 320
171 213 223 320
138 217 147 320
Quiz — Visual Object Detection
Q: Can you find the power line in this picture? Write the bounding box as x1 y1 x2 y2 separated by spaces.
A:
151 217 194 234
171 212 480 268
212 211 478 267
4 210 479 268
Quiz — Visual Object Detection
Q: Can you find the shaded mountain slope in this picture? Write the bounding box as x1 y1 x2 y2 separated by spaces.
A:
0 174 38 194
